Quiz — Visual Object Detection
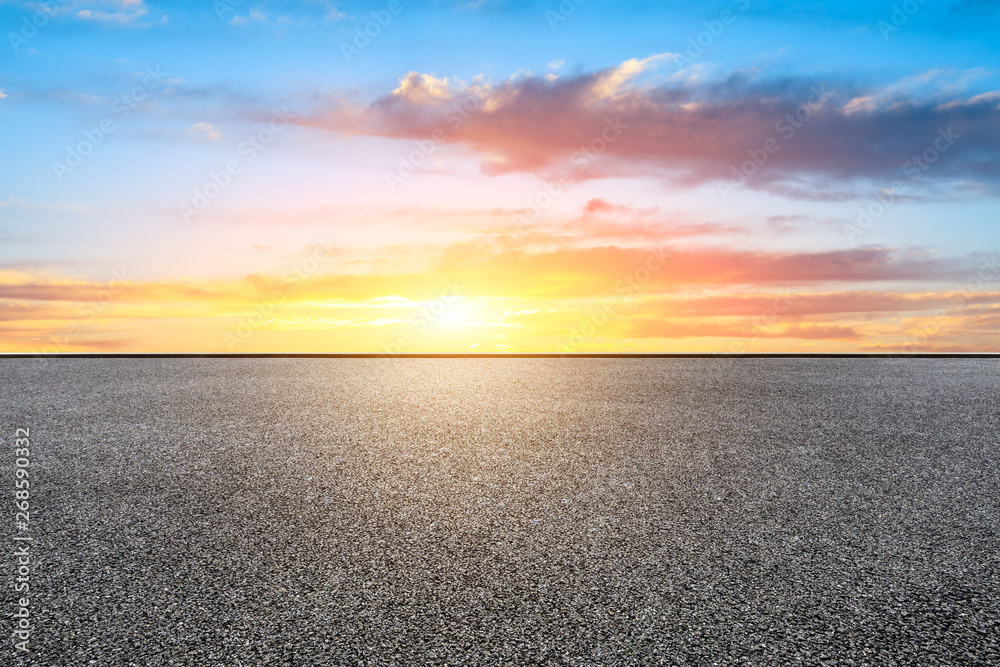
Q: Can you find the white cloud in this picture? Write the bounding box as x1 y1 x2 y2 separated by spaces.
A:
67 1 164 27
230 8 302 27
391 72 454 103
589 52 677 101
190 122 222 141
840 68 1000 115
231 8 267 26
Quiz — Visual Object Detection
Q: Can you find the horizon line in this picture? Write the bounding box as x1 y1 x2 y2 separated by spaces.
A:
1 353 998 359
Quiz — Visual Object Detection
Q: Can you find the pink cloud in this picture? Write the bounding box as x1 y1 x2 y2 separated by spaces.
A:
298 63 1000 197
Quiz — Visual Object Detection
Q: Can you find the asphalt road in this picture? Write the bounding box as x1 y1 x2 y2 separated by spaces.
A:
2 358 998 665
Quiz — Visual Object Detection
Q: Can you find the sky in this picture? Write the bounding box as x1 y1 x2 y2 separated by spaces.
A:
0 0 998 353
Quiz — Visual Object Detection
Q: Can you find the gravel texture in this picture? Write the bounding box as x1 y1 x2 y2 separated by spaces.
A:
1 358 999 665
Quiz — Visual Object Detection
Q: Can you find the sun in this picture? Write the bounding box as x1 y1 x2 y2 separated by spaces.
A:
436 304 471 329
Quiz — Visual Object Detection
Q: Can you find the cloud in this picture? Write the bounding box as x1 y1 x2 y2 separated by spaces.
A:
71 0 160 26
189 122 222 140
0 198 86 212
230 8 268 26
426 246 971 299
325 5 347 21
0 244 970 306
2 236 996 352
229 8 306 28
628 319 862 341
587 52 676 101
391 72 454 104
649 290 1000 317
297 62 1000 198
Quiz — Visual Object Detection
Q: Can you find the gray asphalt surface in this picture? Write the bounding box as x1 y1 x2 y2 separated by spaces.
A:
1 358 999 665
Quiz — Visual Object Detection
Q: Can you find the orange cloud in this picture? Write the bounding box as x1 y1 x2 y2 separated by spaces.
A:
1 230 996 353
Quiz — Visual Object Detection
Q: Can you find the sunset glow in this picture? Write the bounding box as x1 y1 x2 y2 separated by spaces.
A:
1 1 998 353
